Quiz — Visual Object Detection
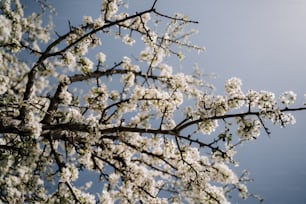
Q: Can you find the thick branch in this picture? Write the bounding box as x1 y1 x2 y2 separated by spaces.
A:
41 82 67 124
42 123 177 136
0 116 30 135
42 107 306 138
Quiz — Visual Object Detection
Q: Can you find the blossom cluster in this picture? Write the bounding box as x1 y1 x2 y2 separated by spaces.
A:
0 75 9 95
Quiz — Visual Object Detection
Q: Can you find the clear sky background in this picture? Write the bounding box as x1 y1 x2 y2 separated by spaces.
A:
169 1 306 203
23 0 306 203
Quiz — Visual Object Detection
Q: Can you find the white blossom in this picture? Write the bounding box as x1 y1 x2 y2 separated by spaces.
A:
225 77 245 109
122 56 140 71
63 51 76 69
199 119 218 134
141 13 151 24
79 57 94 74
280 91 296 106
236 117 261 140
78 151 94 169
159 63 173 77
83 15 93 25
102 0 119 19
121 71 135 88
96 52 106 63
67 107 83 122
0 75 9 94
100 189 115 204
108 173 120 187
109 90 119 101
59 164 79 182
122 34 135 45
94 16 105 28
59 86 73 104
257 91 276 111
0 15 12 43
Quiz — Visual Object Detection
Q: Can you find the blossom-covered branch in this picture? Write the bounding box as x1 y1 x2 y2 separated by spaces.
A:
0 0 305 203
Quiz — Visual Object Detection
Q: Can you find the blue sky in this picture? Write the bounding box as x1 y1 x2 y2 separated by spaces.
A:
23 0 306 203
182 1 306 203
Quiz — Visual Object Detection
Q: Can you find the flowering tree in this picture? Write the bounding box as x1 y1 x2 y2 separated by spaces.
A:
0 0 305 203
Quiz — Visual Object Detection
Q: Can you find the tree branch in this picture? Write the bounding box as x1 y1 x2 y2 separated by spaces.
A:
174 107 306 132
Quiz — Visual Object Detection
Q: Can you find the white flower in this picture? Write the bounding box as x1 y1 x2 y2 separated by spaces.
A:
246 89 259 107
59 86 72 104
28 121 42 139
201 95 228 116
67 107 82 122
0 75 9 94
102 1 118 19
94 16 105 28
63 51 76 69
79 57 94 74
279 112 296 125
59 164 79 182
96 52 106 63
159 63 173 77
225 78 245 109
238 183 248 199
280 91 296 106
32 41 41 52
141 13 151 24
121 72 135 88
78 151 94 169
211 162 238 184
203 184 230 204
108 173 120 187
177 51 185 61
139 47 152 62
59 167 71 182
225 77 242 96
109 90 119 101
139 46 164 67
58 75 71 85
122 34 135 45
79 191 96 204
86 114 99 127
199 119 218 134
257 91 276 110
0 15 12 43
99 189 114 204
122 56 139 71
236 118 261 140
83 16 93 25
